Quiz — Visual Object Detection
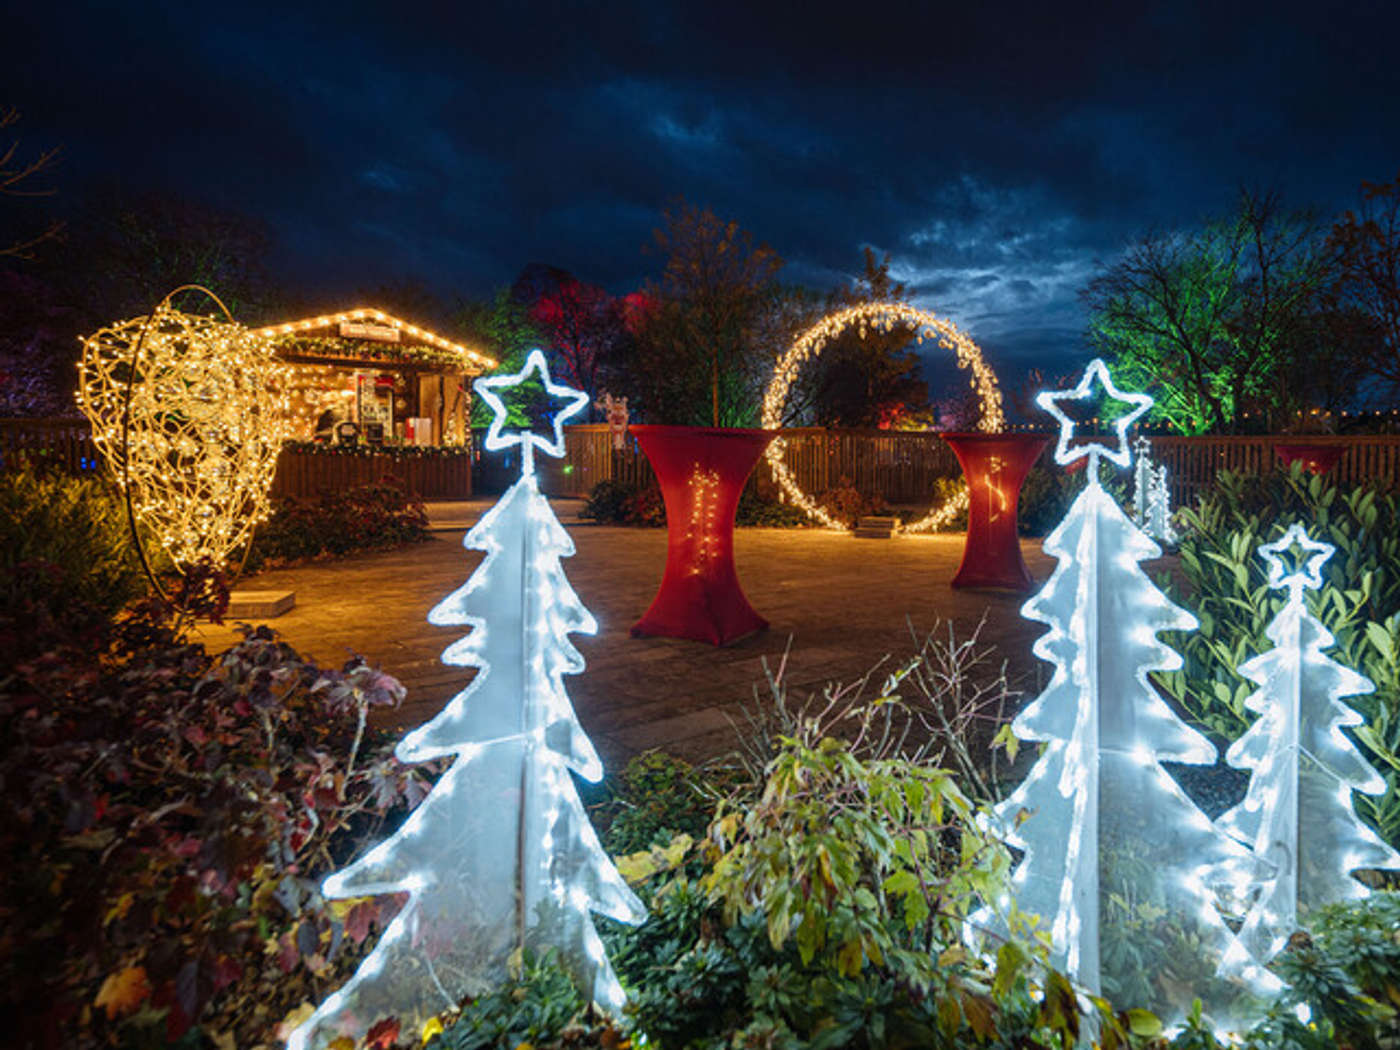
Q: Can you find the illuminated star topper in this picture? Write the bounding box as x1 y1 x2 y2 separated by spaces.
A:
1258 523 1334 599
1037 358 1153 472
475 349 590 475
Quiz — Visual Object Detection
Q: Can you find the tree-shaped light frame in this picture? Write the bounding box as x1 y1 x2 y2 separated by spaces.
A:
286 348 641 1050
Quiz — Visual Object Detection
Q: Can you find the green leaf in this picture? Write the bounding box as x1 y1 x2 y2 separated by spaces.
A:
1365 621 1396 665
882 870 919 897
1126 1008 1163 1037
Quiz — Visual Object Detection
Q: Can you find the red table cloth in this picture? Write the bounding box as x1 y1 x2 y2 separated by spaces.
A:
941 432 1050 591
1273 442 1345 475
630 426 776 645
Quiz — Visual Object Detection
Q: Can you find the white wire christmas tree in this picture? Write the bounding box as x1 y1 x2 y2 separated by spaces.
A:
1217 523 1400 969
974 359 1278 1032
288 351 645 1050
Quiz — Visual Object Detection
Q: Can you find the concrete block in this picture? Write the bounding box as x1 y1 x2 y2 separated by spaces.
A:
225 590 296 619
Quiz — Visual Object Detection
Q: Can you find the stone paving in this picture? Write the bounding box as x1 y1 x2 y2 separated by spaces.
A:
195 500 1057 770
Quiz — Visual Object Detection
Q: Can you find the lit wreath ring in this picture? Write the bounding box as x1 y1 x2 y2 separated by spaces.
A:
761 302 1005 533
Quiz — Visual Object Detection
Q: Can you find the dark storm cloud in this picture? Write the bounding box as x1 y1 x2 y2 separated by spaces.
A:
10 0 1400 377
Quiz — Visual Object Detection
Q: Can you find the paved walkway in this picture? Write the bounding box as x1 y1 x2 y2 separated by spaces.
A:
197 503 1057 769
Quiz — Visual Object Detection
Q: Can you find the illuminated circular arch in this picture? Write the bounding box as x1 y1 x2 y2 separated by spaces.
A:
76 285 289 596
761 302 1005 533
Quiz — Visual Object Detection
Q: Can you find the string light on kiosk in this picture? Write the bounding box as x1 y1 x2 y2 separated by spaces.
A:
75 286 289 583
250 307 496 371
761 302 1005 533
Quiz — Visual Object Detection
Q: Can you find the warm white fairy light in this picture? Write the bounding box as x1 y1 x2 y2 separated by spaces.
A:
1217 524 1400 969
971 359 1280 1034
761 302 1004 533
683 465 721 575
250 307 496 371
75 298 289 573
288 351 643 1050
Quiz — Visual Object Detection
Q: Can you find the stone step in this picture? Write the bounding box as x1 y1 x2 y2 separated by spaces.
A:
854 516 898 539
225 590 296 619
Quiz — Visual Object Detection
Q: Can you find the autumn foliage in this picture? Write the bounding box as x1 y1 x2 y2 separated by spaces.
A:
0 608 430 1049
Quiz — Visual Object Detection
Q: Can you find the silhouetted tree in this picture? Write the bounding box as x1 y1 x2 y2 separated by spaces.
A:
791 247 930 428
0 106 62 261
623 200 786 426
1083 189 1331 433
454 287 544 426
514 264 629 409
1330 175 1400 396
41 187 275 329
0 268 72 414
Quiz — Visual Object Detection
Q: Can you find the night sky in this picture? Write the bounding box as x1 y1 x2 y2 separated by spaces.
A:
10 0 1400 382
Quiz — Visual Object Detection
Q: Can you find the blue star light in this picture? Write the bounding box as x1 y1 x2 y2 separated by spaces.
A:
1037 358 1153 471
1258 523 1334 599
475 349 590 476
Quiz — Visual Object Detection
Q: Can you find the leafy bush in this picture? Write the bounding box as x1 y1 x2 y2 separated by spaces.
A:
591 750 731 857
579 478 646 523
425 950 616 1050
580 479 811 528
1159 464 1400 848
813 482 889 528
920 475 970 532
0 463 146 657
1018 466 1083 537
735 486 812 527
578 479 665 526
250 476 431 566
605 750 1083 1050
0 614 430 1050
705 734 1010 978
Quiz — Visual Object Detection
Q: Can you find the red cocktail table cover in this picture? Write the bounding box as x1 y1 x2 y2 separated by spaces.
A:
630 426 776 645
941 432 1050 591
1273 442 1345 475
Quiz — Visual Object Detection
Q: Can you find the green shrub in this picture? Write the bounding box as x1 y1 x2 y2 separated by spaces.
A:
813 482 889 528
591 750 731 857
921 475 970 531
427 950 615 1050
1159 464 1400 849
705 734 1010 978
579 479 665 526
249 476 431 566
0 463 146 657
579 478 646 524
735 486 812 527
580 479 811 528
1018 466 1082 537
0 613 429 1049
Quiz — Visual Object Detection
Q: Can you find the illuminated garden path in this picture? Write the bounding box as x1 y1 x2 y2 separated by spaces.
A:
195 503 1063 768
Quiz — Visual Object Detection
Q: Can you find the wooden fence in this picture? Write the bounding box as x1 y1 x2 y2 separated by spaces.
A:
1147 435 1400 508
0 418 473 499
271 449 473 500
8 417 1400 509
494 424 965 501
0 417 99 474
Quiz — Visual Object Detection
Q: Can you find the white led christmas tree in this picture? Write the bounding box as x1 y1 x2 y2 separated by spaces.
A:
288 351 645 1050
1217 523 1400 969
974 359 1278 1032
